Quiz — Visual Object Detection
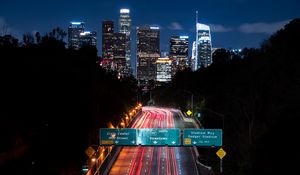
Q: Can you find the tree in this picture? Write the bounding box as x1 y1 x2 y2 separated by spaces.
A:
35 32 41 44
0 29 138 174
153 18 300 175
48 27 67 41
0 35 19 47
22 33 34 46
212 48 230 64
0 24 8 36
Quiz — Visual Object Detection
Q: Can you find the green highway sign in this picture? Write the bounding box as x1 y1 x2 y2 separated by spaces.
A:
100 128 222 147
183 129 222 146
99 128 137 146
137 128 181 146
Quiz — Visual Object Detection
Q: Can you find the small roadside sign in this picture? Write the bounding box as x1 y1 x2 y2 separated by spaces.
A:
85 146 96 158
186 110 193 116
216 147 226 159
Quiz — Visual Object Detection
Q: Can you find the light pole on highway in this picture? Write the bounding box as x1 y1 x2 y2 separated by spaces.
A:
182 90 194 117
203 108 225 175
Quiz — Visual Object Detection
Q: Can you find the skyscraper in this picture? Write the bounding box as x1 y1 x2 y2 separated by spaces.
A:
102 20 114 60
68 22 85 49
156 58 172 83
169 36 189 72
112 32 126 73
119 9 132 72
191 41 197 71
195 23 212 70
79 31 97 47
136 26 160 83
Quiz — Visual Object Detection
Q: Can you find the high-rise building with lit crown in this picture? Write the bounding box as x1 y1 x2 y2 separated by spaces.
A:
137 26 160 83
119 9 132 73
169 36 189 72
68 22 85 49
102 20 114 60
195 23 212 70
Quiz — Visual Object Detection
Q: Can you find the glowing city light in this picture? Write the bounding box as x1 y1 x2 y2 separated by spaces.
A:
150 26 159 30
80 31 91 36
180 36 189 39
197 23 210 31
71 22 82 25
120 9 130 13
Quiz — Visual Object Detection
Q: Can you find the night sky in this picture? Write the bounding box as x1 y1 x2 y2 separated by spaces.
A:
1 0 300 54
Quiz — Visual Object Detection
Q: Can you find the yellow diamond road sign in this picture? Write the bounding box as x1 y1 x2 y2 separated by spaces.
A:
186 110 192 116
216 148 226 159
85 146 96 158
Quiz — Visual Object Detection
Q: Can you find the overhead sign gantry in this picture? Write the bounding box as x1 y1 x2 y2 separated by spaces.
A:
100 128 222 147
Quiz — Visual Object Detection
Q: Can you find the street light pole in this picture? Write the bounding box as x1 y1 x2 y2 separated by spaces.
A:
182 90 194 116
191 93 194 117
204 108 225 175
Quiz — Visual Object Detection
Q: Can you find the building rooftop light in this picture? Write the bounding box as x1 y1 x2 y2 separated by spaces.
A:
150 26 160 30
80 31 91 36
180 36 189 39
120 9 130 13
71 22 83 25
197 23 210 31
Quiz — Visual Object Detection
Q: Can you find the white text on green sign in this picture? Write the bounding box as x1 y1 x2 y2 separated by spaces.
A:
100 128 137 146
183 129 222 146
137 128 181 146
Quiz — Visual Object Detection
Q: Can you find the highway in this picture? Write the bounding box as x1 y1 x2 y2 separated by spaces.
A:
109 107 199 175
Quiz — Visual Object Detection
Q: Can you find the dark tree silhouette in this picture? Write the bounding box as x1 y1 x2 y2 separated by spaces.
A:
35 32 41 44
22 33 35 46
0 34 19 47
152 18 300 175
0 27 137 175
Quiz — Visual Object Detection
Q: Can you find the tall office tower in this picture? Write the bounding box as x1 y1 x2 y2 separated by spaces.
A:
156 58 172 83
102 20 114 60
169 36 189 73
191 41 197 71
195 23 212 70
68 22 85 49
119 9 132 73
79 31 97 47
112 33 126 73
136 26 160 83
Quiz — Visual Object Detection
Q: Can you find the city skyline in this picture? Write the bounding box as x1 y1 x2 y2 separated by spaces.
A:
1 1 300 173
1 0 300 53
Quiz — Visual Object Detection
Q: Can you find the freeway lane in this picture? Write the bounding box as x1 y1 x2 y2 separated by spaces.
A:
109 107 199 175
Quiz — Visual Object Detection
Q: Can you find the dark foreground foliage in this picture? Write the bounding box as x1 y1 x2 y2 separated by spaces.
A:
0 31 137 174
153 18 300 174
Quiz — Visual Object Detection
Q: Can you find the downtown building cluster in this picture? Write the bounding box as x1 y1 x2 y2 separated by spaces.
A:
67 9 212 86
101 9 132 77
68 22 97 50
